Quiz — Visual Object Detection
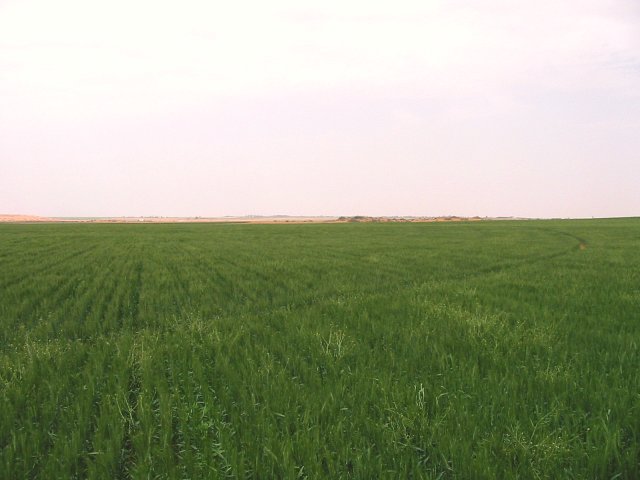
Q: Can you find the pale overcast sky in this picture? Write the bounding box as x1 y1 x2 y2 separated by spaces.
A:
1 0 639 217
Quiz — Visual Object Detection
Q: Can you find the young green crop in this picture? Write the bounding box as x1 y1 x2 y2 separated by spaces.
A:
1 219 639 478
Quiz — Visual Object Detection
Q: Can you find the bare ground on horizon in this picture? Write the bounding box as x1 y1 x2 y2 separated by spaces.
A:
0 214 505 224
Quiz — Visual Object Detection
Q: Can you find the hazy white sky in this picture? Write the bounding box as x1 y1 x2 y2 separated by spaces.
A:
1 0 639 217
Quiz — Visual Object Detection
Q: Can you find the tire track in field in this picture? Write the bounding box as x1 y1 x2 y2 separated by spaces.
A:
438 224 588 282
153 227 513 323
526 225 588 247
461 245 576 279
60 223 584 335
197 224 585 323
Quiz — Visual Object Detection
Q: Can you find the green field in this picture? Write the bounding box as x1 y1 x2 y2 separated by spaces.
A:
1 219 639 478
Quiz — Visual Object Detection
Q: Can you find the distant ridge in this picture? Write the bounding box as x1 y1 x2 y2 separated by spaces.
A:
0 214 518 224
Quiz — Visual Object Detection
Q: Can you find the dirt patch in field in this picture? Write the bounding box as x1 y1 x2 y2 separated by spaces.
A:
0 214 56 222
